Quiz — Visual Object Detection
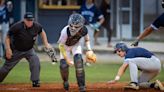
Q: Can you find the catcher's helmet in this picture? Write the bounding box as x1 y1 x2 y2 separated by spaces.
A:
114 42 128 53
68 13 85 27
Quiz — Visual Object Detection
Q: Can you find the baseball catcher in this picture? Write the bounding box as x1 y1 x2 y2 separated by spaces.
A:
58 13 96 92
44 46 58 64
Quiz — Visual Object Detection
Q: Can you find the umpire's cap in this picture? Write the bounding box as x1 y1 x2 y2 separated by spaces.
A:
24 12 34 21
114 42 128 53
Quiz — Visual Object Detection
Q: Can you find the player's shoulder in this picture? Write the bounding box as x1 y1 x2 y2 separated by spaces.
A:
33 22 42 28
82 26 88 34
61 25 69 34
10 21 23 30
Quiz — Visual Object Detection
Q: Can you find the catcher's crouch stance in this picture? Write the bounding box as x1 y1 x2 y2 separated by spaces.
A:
58 13 96 92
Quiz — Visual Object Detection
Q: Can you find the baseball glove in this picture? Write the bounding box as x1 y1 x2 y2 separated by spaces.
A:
44 47 58 64
86 51 96 63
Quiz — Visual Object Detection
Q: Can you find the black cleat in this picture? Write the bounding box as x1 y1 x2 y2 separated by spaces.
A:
79 86 86 92
32 80 40 87
63 81 69 91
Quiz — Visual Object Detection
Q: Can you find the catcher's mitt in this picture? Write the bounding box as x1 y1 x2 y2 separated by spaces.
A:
86 51 96 63
44 47 58 64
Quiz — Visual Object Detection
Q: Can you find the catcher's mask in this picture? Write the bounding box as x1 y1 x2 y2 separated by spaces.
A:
68 13 85 35
114 42 128 53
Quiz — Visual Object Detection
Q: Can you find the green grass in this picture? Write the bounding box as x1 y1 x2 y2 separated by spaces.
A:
0 61 164 84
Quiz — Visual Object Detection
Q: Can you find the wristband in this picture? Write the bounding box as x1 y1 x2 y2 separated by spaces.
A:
115 75 120 81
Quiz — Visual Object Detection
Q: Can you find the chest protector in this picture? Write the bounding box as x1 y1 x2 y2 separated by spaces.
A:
65 26 88 46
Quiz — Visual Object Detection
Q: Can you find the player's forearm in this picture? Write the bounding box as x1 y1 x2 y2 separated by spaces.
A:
58 44 71 64
85 41 92 51
5 35 11 50
40 30 49 47
58 43 67 58
85 35 92 51
115 64 127 81
137 26 153 40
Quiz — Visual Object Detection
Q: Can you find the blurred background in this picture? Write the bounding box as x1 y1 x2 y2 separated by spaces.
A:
6 0 164 45
0 0 164 84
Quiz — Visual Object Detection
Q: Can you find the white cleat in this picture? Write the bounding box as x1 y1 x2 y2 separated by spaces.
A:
124 82 139 90
155 80 164 91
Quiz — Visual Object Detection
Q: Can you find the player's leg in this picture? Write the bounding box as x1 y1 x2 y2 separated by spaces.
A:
60 59 69 91
1 23 9 59
93 28 101 45
138 71 164 91
138 71 159 88
0 50 22 82
138 56 163 90
72 45 86 92
59 47 71 91
25 49 40 87
124 61 139 90
102 16 112 47
74 54 85 91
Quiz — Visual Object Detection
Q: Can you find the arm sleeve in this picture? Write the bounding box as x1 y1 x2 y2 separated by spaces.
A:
58 43 66 57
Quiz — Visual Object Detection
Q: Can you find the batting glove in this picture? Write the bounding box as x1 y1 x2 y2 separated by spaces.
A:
90 22 101 31
131 39 139 46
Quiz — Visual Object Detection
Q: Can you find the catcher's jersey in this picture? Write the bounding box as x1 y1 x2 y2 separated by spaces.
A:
151 13 164 30
58 25 88 46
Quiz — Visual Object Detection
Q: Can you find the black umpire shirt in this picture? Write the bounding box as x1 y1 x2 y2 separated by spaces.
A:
8 21 42 51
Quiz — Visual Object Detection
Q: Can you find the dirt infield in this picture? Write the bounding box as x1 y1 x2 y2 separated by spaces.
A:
0 82 163 92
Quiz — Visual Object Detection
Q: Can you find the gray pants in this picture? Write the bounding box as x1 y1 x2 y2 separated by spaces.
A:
128 56 161 87
0 22 9 58
0 48 40 82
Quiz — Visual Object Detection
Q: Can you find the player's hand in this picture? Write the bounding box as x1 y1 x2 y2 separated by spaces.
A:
45 43 53 49
131 39 139 46
107 80 117 84
6 48 13 59
67 61 74 66
65 58 74 66
89 22 100 31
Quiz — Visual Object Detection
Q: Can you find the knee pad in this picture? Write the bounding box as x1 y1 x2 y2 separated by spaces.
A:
74 54 83 68
74 54 85 88
60 59 69 70
60 59 69 81
74 54 85 77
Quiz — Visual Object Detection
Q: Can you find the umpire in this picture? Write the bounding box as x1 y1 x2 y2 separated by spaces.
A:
0 12 51 87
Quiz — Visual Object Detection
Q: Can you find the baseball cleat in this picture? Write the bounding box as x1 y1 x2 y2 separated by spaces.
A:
154 80 164 91
124 82 139 90
63 81 69 91
32 80 40 87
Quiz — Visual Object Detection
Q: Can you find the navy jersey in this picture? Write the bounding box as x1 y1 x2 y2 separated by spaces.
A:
125 47 154 59
151 13 164 30
0 6 9 23
79 2 103 24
